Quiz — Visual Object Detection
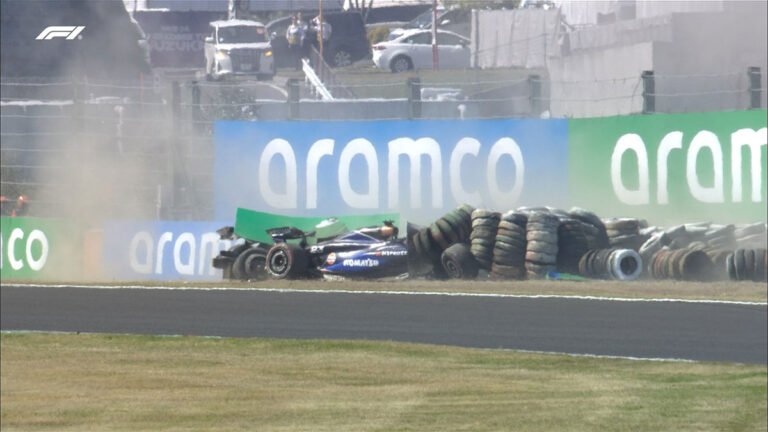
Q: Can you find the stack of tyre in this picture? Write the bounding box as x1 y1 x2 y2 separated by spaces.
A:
578 248 643 281
700 247 732 276
734 223 767 249
490 211 528 280
727 249 768 282
604 218 648 251
469 209 500 271
556 218 590 274
524 212 560 278
567 208 610 251
701 224 737 249
647 248 713 281
409 205 475 278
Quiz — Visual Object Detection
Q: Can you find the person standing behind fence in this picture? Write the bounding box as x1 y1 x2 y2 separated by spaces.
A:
312 16 332 46
297 12 313 60
286 15 305 70
11 195 28 217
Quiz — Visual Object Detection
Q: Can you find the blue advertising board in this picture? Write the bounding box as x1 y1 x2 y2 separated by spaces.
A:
102 220 233 280
214 119 569 222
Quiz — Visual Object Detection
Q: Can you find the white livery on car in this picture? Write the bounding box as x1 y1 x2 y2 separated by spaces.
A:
204 19 275 81
372 29 470 73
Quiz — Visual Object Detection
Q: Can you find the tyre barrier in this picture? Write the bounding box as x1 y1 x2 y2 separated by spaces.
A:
568 207 609 250
409 205 475 276
603 218 648 251
408 203 765 282
727 248 768 282
578 248 643 281
648 248 713 281
702 248 732 281
639 222 766 252
470 209 500 270
525 212 559 279
490 218 527 280
556 218 589 275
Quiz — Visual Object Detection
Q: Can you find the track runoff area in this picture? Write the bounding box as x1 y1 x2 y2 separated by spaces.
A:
3 281 766 364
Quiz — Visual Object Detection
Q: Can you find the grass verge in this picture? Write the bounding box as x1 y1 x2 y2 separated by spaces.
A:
2 333 766 431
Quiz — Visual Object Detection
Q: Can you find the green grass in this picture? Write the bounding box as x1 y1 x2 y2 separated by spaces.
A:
2 333 766 431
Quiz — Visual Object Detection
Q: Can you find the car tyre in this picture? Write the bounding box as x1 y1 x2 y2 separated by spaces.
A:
390 55 412 73
266 243 308 279
244 251 268 280
332 47 353 67
232 248 260 281
441 243 479 279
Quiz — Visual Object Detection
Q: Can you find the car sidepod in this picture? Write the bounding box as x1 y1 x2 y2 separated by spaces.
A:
319 242 408 278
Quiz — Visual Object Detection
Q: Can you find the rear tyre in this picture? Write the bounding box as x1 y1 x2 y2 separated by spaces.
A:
266 243 308 279
244 251 268 280
232 248 267 281
441 243 479 279
390 55 412 73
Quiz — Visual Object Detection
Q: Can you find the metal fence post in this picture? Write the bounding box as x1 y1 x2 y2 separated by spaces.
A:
287 78 300 120
408 77 421 120
471 9 479 69
748 66 761 110
529 74 542 117
72 79 84 135
166 80 181 219
641 70 655 114
171 81 181 128
191 80 201 128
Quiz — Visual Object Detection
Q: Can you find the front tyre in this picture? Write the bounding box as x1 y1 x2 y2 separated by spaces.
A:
266 243 309 279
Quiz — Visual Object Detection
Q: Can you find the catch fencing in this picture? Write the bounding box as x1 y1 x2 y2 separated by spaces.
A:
1 68 763 222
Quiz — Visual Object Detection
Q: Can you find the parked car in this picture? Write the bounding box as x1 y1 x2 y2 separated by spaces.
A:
388 7 471 40
373 29 470 73
266 11 371 68
204 19 275 81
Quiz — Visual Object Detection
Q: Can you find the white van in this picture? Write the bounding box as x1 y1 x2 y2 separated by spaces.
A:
204 19 275 80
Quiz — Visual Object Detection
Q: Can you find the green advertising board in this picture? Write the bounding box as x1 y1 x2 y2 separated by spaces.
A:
569 110 767 224
1 217 83 280
234 208 400 244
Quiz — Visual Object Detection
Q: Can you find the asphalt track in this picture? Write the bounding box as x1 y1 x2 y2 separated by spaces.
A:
1 284 766 364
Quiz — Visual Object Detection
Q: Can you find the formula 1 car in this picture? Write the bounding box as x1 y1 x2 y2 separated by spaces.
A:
212 218 410 280
264 219 408 280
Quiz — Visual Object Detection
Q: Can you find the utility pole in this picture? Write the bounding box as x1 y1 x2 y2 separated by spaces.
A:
319 0 324 57
432 0 439 70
